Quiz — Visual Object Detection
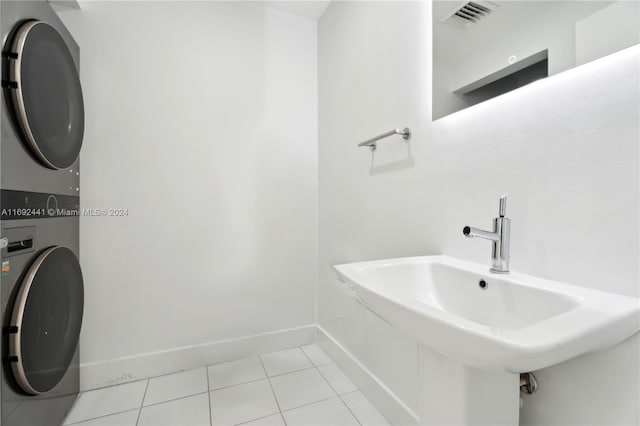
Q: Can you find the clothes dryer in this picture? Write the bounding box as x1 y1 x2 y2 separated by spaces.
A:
1 190 83 426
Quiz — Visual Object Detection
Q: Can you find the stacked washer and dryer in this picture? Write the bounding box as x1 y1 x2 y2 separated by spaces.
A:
0 1 85 425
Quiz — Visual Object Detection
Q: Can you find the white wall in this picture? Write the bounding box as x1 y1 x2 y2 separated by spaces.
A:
575 1 640 66
318 1 639 425
57 1 317 385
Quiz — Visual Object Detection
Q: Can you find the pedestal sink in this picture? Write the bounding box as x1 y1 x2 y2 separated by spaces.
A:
334 256 640 425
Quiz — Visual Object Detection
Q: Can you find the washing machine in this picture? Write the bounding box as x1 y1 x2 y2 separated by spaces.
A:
0 190 83 426
1 0 84 194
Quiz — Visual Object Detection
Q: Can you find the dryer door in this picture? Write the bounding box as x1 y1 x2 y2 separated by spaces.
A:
9 246 84 395
5 20 84 170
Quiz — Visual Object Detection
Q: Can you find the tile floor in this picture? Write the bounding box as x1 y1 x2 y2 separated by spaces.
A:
63 344 389 426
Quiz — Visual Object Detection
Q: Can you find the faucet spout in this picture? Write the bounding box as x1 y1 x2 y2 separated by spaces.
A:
463 226 499 241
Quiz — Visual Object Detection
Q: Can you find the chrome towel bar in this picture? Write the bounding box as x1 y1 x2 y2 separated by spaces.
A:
358 127 411 150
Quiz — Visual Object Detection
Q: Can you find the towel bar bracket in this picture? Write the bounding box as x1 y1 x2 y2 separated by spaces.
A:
358 127 411 151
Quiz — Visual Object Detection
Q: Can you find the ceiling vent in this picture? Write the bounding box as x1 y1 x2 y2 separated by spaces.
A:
441 1 499 24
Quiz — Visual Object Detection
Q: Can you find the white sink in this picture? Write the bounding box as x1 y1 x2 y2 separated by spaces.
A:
334 255 640 373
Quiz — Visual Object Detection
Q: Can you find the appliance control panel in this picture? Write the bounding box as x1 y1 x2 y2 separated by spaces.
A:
1 190 80 220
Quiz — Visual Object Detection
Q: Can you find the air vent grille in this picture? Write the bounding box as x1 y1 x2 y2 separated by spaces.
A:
442 1 499 24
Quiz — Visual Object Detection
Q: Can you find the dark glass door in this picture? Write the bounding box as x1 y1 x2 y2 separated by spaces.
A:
9 246 84 394
5 20 84 170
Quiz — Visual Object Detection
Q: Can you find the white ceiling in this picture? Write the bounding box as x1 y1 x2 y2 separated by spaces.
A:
258 1 331 21
50 0 332 21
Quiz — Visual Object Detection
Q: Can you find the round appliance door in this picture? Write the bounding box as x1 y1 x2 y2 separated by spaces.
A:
6 20 84 170
9 246 84 395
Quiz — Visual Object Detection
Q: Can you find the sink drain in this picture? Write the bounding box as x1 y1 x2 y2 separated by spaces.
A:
478 279 488 290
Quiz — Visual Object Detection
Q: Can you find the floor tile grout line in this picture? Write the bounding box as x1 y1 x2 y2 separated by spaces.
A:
70 390 212 426
211 360 318 387
232 393 361 426
262 349 320 379
142 390 209 409
64 408 140 426
135 378 150 426
210 363 332 391
205 367 213 426
337 388 391 425
300 344 334 368
337 393 363 426
65 381 150 425
258 353 287 426
302 347 358 396
234 411 283 426
299 346 340 397
299 345 363 426
300 345 390 425
280 395 345 414
70 390 216 424
267 365 316 378
210 376 268 392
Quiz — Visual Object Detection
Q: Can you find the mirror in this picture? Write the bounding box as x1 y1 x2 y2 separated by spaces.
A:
432 1 640 120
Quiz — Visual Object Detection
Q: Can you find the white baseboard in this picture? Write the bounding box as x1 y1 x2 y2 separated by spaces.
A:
316 325 420 425
80 325 316 391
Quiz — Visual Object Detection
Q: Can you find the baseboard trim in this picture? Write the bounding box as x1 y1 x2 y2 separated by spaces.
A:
80 324 316 391
316 325 420 425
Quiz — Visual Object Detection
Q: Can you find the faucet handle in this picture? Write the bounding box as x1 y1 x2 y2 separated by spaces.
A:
499 194 507 217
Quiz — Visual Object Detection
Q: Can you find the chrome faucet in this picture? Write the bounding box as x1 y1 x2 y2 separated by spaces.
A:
463 195 511 273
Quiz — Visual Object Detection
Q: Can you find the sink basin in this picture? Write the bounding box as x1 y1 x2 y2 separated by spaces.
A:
334 255 640 373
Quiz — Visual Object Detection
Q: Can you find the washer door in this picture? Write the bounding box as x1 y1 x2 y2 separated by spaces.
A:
6 20 84 170
9 246 84 395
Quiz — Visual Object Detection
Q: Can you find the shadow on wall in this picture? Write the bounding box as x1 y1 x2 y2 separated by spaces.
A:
368 135 415 175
